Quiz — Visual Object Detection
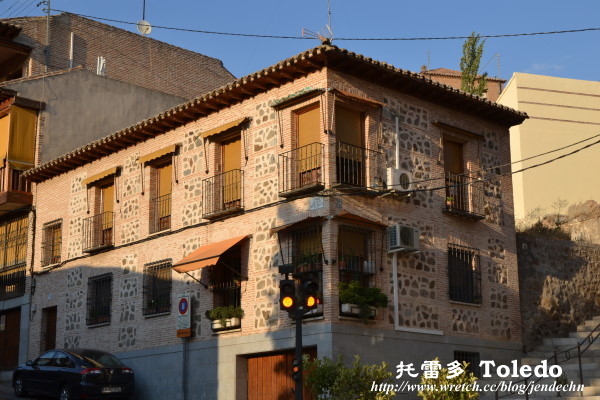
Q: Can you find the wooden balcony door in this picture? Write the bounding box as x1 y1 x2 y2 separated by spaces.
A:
222 136 241 208
335 106 365 186
296 106 321 187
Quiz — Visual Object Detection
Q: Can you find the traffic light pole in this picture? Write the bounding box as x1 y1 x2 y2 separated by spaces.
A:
294 311 303 400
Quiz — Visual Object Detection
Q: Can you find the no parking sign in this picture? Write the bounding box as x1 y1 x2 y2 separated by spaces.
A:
177 294 191 338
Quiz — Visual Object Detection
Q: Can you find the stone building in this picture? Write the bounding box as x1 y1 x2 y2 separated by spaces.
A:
24 44 526 399
0 13 234 98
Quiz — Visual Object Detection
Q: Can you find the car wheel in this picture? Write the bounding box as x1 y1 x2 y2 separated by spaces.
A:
59 384 72 400
13 376 28 397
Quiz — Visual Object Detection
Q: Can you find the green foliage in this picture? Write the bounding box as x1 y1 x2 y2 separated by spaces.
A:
417 358 479 400
460 32 488 96
205 306 244 327
338 281 388 320
303 355 396 400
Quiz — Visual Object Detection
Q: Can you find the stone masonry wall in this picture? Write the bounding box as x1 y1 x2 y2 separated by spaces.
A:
518 233 600 350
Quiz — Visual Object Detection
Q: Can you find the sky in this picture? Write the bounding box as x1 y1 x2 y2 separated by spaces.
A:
2 0 599 82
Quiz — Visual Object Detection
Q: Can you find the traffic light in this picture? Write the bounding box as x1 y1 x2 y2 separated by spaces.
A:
279 279 296 312
301 279 319 311
292 358 301 381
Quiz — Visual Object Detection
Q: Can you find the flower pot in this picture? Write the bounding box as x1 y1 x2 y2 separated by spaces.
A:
211 317 241 331
340 303 377 318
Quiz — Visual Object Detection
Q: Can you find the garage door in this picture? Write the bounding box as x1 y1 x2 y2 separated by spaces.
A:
247 348 316 400
0 307 21 371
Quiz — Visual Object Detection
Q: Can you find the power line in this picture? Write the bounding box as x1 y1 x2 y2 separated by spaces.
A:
50 9 600 41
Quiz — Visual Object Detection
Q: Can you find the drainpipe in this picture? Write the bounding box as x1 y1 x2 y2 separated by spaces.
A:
395 116 400 169
392 252 400 330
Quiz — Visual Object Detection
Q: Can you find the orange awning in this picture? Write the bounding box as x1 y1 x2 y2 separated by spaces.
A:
138 144 178 164
202 117 248 139
172 235 248 273
82 166 119 185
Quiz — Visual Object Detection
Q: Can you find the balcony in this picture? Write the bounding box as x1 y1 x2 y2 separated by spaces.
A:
0 263 26 301
82 212 115 253
150 193 172 234
443 171 485 220
0 166 32 215
278 142 325 197
202 169 244 220
332 142 384 192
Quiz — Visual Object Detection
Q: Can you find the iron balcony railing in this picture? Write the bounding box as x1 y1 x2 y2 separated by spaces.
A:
278 142 325 197
0 167 31 193
82 212 115 252
444 171 485 219
150 193 172 234
0 263 26 301
202 169 243 219
332 141 384 190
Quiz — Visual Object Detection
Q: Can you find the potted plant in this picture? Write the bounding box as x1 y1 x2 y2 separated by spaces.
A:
205 306 244 331
338 281 388 321
446 196 454 209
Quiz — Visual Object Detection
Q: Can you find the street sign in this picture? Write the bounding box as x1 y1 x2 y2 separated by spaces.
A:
177 294 191 338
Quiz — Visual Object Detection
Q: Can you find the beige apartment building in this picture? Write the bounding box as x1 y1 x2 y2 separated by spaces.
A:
24 44 526 399
497 73 600 222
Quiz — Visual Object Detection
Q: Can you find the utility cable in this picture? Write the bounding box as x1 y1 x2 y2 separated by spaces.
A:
50 9 600 41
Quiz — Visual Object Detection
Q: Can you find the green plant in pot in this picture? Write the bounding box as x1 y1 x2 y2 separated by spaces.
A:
205 305 244 329
338 281 388 321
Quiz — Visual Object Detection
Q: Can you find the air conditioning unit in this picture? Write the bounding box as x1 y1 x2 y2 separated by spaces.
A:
388 224 420 253
386 168 413 192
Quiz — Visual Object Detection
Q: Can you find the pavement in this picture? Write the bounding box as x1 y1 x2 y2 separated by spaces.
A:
0 378 44 400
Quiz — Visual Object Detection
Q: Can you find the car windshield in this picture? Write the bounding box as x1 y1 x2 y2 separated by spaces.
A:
75 350 125 368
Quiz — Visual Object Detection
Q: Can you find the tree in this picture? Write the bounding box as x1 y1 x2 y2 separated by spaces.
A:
417 358 479 400
303 355 396 400
460 32 488 96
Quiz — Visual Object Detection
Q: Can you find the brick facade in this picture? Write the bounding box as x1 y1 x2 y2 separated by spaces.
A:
5 13 234 98
27 46 524 399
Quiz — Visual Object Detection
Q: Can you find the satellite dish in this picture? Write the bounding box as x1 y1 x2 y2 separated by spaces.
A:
136 20 152 35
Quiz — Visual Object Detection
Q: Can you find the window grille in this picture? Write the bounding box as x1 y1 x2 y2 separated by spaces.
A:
143 260 172 315
0 263 25 301
210 248 242 308
454 351 481 377
41 220 62 266
0 213 28 268
86 273 112 325
448 244 481 304
338 226 376 286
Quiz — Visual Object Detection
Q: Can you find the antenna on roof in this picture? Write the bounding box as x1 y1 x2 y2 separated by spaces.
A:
301 0 333 45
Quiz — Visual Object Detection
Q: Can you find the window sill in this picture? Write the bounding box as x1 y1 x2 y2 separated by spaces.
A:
143 311 170 319
41 263 60 270
212 327 241 335
148 229 171 238
338 315 377 324
87 322 110 328
449 300 482 307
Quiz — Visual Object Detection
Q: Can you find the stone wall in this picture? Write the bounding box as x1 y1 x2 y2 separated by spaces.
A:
518 233 600 350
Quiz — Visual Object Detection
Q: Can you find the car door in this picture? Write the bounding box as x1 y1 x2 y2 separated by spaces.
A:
27 350 56 395
48 351 74 395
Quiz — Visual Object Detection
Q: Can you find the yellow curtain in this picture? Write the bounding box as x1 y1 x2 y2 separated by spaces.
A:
8 106 36 170
0 114 10 165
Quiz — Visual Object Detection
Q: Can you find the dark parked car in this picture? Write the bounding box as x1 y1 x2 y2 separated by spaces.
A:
12 349 134 400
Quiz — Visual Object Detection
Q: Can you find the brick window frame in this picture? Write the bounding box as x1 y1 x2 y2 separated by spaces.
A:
447 244 481 304
41 219 62 267
143 259 172 316
86 273 112 326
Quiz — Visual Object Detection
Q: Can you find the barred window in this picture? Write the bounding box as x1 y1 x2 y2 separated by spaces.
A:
42 220 62 266
210 247 242 308
454 351 481 377
448 244 481 304
143 260 172 316
338 226 375 287
86 273 112 326
0 213 28 269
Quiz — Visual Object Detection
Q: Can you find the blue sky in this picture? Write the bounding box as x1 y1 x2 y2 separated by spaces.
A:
4 0 599 82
